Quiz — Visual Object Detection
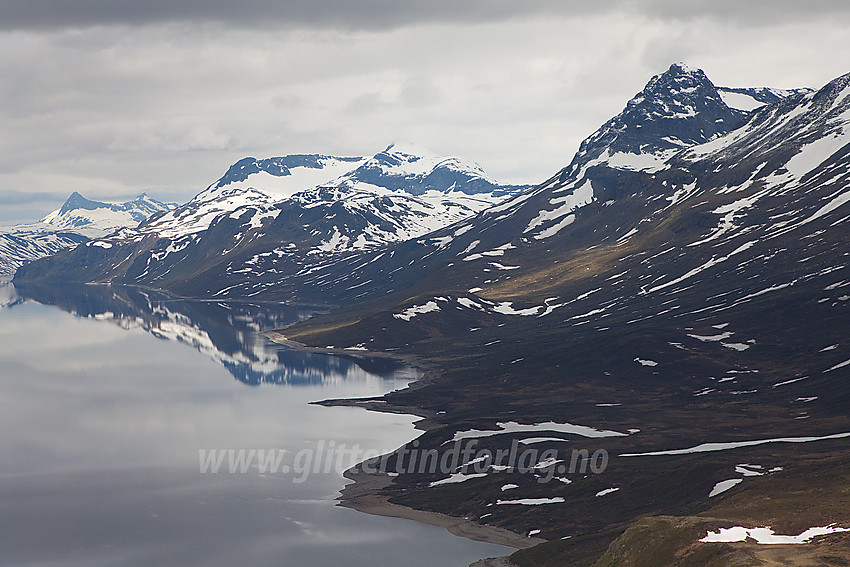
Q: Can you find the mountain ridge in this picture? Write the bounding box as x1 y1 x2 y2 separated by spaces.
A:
0 192 175 275
14 144 532 293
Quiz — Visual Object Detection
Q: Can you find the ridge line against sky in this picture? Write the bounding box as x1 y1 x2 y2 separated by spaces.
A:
1 1 849 223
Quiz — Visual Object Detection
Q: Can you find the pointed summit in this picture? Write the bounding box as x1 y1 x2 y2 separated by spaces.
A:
58 191 101 215
573 63 748 163
41 192 175 232
669 62 694 72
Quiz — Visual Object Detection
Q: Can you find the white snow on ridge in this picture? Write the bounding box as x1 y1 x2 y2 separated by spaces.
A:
700 524 850 545
691 189 769 246
534 214 576 240
825 358 850 373
708 478 742 497
371 142 500 183
620 431 850 457
718 90 766 112
214 157 368 199
785 133 849 179
496 498 565 506
393 301 440 321
429 472 488 487
450 421 629 443
142 188 277 239
646 241 756 295
463 243 514 262
687 331 734 342
491 302 541 316
525 179 594 238
606 150 674 172
794 189 850 230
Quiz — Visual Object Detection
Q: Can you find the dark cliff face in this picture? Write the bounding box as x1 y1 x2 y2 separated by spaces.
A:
572 63 748 162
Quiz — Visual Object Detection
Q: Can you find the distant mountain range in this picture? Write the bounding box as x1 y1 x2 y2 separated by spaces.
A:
0 193 175 275
15 144 531 296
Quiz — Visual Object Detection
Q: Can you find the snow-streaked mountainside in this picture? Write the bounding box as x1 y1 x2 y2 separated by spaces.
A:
136 143 527 242
83 61 844 318
303 64 849 319
267 64 850 355
14 145 531 293
146 154 369 238
0 192 175 275
0 230 88 277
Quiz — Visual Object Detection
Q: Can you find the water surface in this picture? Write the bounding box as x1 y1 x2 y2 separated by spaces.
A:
0 281 510 566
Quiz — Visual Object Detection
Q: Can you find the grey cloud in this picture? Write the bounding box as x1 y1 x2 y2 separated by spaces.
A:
400 78 443 108
0 191 70 224
344 91 387 115
0 0 570 31
0 190 69 205
626 0 850 26
1 0 848 31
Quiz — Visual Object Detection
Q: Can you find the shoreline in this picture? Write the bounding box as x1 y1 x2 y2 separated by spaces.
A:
338 466 544 550
262 330 444 428
263 330 543 553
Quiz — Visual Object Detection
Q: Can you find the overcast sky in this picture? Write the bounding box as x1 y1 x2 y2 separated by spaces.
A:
1 1 849 223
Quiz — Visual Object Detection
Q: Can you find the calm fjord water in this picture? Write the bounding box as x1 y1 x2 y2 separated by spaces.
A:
0 281 509 566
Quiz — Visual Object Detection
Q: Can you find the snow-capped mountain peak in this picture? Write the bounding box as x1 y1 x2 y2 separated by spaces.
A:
1 191 175 275
200 154 368 201
331 143 508 198
39 191 176 235
133 144 531 242
576 63 747 162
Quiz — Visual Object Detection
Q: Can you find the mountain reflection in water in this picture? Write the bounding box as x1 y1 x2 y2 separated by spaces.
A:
10 280 415 386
